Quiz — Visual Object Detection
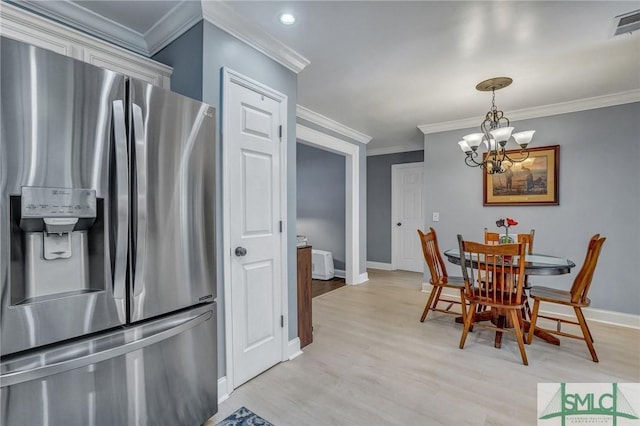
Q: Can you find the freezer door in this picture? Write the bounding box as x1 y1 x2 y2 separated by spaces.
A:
0 37 128 356
129 79 216 322
0 303 218 426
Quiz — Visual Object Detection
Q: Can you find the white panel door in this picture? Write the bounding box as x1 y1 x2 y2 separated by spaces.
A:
392 163 425 272
228 77 284 387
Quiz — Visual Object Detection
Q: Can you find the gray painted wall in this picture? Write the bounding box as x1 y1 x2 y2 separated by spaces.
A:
424 102 640 315
367 150 424 263
297 143 346 270
153 21 298 377
152 22 203 101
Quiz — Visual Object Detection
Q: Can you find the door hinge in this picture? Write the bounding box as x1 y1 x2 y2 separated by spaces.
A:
279 125 282 139
279 220 283 233
280 315 284 328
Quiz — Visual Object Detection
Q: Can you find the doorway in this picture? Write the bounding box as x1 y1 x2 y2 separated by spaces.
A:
296 143 346 274
296 143 347 297
296 124 363 285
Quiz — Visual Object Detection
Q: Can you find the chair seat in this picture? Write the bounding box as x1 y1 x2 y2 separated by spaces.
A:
432 276 465 288
529 286 591 307
527 235 605 363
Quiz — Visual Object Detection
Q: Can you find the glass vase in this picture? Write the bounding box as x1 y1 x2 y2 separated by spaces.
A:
499 235 514 244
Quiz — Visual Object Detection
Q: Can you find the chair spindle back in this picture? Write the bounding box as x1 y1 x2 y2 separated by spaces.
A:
418 227 448 283
457 236 527 307
570 234 606 304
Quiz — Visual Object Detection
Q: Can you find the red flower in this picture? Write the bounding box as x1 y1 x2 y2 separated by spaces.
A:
506 218 518 227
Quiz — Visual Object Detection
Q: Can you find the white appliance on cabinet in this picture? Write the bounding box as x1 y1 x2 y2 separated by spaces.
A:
312 249 335 280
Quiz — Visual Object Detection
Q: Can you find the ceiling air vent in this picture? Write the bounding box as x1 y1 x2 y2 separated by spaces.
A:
613 9 640 36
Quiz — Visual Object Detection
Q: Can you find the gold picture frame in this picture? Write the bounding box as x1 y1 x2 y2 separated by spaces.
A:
483 145 559 206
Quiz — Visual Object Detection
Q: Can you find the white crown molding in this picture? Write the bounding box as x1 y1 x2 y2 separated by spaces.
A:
417 116 484 136
0 2 172 79
18 0 148 55
201 1 309 74
145 0 202 56
367 143 424 157
418 89 640 135
297 105 372 144
14 0 202 57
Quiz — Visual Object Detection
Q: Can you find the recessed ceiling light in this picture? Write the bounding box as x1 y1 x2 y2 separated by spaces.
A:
279 13 296 25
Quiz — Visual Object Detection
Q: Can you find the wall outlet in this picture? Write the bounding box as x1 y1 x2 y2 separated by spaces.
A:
432 212 440 222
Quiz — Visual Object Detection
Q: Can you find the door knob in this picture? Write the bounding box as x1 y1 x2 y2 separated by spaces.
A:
397 222 402 226
235 246 247 257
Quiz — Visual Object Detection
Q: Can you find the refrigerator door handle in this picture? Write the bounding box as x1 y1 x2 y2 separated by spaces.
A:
0 309 213 387
131 103 147 299
112 100 129 323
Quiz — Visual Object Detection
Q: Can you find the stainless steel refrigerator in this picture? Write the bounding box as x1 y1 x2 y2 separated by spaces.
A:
0 37 217 425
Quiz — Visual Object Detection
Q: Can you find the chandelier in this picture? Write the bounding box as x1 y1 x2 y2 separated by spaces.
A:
457 77 535 174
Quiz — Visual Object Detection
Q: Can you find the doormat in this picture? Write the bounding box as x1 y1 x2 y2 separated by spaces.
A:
216 406 274 426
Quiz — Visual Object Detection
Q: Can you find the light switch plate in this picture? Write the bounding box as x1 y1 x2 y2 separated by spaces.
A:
432 212 440 222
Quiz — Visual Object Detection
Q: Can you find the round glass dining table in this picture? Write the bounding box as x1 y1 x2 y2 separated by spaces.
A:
443 249 575 276
443 248 576 347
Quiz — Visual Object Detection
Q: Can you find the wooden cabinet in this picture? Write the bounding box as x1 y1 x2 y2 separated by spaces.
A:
297 246 313 348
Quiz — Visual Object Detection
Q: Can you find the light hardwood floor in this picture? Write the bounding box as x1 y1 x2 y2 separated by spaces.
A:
208 269 640 426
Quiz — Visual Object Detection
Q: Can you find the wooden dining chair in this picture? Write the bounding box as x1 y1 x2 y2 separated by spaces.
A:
526 234 606 362
457 235 529 365
485 228 535 317
417 228 467 324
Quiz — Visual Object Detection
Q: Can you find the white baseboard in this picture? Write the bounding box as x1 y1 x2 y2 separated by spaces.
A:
421 282 640 329
367 261 392 270
334 269 346 279
288 337 303 360
537 304 640 330
217 376 230 404
345 272 368 286
218 338 303 404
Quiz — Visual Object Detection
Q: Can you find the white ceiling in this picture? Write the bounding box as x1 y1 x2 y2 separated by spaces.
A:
19 1 640 152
